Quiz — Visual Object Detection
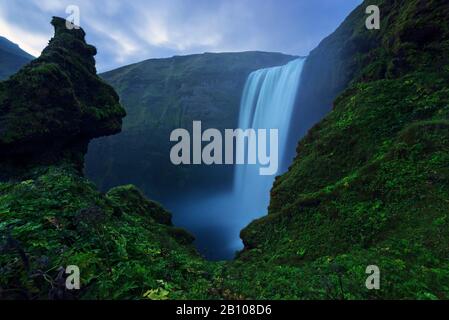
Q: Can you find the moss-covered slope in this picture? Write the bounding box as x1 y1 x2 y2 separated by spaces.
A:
225 0 449 299
0 166 220 299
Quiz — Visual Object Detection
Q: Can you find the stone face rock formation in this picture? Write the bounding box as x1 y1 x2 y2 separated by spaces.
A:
0 17 126 180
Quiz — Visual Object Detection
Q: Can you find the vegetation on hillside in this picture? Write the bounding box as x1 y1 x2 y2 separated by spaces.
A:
224 0 449 299
0 166 219 299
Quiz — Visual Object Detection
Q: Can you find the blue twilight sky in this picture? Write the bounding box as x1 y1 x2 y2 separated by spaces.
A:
0 0 362 72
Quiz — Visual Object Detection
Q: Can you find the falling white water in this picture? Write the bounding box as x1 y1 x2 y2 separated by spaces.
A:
232 57 306 234
169 58 305 260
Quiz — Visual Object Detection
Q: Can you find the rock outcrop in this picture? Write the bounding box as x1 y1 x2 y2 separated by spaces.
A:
0 17 126 180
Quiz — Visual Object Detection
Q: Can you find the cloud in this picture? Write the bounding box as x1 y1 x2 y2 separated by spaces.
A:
32 0 67 12
0 8 49 56
133 3 224 51
0 0 362 72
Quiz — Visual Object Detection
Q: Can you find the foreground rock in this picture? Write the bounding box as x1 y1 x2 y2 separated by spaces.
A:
0 17 125 180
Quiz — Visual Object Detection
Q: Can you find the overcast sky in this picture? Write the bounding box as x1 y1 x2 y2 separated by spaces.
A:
0 0 362 72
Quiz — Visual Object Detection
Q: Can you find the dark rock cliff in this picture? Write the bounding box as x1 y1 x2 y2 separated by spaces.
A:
0 17 126 180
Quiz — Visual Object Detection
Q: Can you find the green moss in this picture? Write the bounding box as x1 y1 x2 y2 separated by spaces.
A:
106 184 173 226
223 0 449 300
0 166 218 299
223 73 449 299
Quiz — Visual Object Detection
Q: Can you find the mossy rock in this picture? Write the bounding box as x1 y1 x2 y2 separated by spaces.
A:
106 184 172 226
0 166 216 299
0 17 125 179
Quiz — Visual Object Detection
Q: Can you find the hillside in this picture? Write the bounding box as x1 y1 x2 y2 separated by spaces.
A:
223 0 449 299
0 36 34 80
85 52 297 200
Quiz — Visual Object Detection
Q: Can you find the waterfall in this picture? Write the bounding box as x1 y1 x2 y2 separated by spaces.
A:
169 58 305 260
233 58 305 227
